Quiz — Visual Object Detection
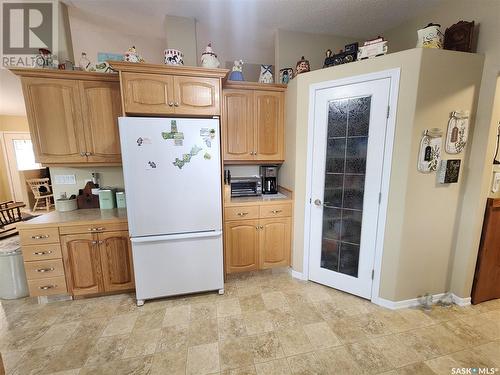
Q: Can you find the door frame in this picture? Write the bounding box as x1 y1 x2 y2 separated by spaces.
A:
1 131 36 202
302 68 400 304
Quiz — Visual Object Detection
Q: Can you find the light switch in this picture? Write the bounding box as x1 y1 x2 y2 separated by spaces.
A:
54 174 76 185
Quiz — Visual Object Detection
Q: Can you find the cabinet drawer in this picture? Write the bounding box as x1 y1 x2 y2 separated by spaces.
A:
28 276 67 297
259 203 292 218
224 206 259 221
24 259 65 280
21 243 62 261
20 227 60 246
59 222 128 235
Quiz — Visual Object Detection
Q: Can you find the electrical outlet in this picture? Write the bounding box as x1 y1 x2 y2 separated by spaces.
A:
53 174 76 185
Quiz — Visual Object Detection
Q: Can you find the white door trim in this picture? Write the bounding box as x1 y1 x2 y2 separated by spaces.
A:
302 68 400 304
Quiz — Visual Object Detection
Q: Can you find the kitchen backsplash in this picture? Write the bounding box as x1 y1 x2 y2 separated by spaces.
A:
49 166 124 199
223 165 260 177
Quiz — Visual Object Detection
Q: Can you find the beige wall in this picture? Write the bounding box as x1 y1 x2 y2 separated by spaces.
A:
383 0 500 299
0 116 30 202
68 7 165 65
282 49 484 301
49 167 124 200
275 29 355 74
165 15 197 67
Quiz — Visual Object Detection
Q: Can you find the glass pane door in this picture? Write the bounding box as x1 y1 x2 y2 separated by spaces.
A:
321 96 371 277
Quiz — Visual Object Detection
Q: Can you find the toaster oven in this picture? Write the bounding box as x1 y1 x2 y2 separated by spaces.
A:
230 177 262 197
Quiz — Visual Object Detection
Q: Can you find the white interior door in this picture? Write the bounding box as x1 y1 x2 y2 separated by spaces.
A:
308 78 391 299
2 132 41 202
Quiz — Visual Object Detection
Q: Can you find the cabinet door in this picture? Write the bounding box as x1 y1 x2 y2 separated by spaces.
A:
173 76 220 116
259 217 291 269
21 77 86 164
121 72 175 115
254 91 284 161
98 231 135 292
224 220 259 273
223 90 254 161
61 234 103 295
80 81 122 163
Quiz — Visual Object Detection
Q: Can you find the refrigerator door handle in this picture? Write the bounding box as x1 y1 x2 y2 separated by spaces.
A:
131 230 222 243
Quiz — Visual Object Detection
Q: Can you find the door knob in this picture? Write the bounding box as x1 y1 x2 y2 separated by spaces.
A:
314 199 322 206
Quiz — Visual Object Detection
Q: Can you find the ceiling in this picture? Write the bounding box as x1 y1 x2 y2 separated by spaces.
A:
63 0 440 40
1 0 441 116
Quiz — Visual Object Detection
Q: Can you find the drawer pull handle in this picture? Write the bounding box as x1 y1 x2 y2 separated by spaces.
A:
31 235 49 240
39 285 56 290
237 212 249 216
271 210 282 214
33 250 52 256
36 267 55 273
88 227 105 231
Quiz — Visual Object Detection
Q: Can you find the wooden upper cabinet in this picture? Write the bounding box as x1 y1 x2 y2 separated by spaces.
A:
80 81 122 163
222 82 286 163
174 77 220 115
223 90 254 160
259 217 291 269
22 78 86 164
254 91 284 161
121 72 175 115
11 68 123 166
99 231 135 292
61 234 102 295
225 220 259 273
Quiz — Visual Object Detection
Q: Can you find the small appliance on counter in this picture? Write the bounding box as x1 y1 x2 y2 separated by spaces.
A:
260 165 279 194
116 191 126 208
230 176 262 197
98 189 116 209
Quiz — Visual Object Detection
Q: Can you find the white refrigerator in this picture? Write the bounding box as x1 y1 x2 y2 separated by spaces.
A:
118 117 224 306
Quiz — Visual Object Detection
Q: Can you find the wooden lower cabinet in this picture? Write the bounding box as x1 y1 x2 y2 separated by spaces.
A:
61 234 103 295
260 217 291 269
61 230 134 296
99 231 135 292
224 204 292 274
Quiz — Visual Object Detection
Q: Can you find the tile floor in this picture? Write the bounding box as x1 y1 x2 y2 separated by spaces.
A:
1 269 499 375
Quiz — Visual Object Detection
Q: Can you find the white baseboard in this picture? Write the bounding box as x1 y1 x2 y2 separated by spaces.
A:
451 294 471 307
290 269 307 280
372 292 471 310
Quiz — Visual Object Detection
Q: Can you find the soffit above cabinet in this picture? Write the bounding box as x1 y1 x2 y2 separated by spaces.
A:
110 61 229 79
9 67 119 82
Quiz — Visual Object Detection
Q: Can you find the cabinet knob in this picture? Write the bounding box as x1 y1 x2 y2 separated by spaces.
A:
92 240 98 245
168 102 174 107
80 152 86 157
174 102 179 107
85 152 92 156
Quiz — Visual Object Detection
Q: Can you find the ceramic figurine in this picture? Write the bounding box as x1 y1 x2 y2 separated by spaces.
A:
228 60 244 81
259 65 273 83
279 68 293 84
358 37 388 60
323 49 334 67
123 46 145 63
95 61 114 73
417 23 444 49
164 49 184 65
200 43 220 68
295 56 310 76
33 48 58 69
78 52 94 71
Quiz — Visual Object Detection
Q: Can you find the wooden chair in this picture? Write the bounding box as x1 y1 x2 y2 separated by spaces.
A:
26 178 54 212
0 201 26 238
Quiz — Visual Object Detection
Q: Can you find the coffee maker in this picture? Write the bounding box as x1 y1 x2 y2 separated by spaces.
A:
260 166 279 194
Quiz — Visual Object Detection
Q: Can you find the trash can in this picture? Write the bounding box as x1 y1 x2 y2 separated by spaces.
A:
0 241 29 299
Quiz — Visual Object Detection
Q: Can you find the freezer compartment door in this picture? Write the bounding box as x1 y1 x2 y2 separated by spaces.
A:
131 231 224 300
119 117 222 237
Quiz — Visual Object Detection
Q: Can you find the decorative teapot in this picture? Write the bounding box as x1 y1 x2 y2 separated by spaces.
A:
228 60 244 81
123 46 145 63
295 56 310 76
259 65 273 84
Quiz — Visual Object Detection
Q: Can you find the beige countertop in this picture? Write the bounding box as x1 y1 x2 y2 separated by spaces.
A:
224 188 293 207
17 208 128 229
